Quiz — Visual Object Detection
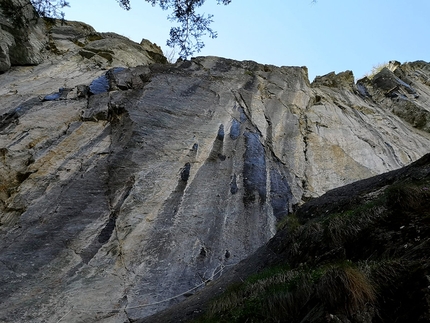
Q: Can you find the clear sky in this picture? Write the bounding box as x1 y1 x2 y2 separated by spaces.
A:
62 0 430 82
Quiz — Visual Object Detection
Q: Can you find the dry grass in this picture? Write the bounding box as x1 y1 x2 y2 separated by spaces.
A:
317 264 376 315
324 204 386 246
360 258 406 287
364 62 388 79
386 182 430 213
203 262 376 322
208 267 299 316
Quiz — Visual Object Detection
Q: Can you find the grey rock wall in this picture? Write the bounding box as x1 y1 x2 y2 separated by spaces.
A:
0 9 430 322
0 0 48 71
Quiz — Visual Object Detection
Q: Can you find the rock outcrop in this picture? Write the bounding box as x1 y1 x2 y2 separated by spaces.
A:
0 1 430 322
0 0 48 71
0 0 165 73
148 153 430 322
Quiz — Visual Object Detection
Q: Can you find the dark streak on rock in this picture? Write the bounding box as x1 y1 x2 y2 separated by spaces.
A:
270 169 293 220
217 124 225 141
89 74 109 95
356 82 370 98
43 88 70 101
230 174 238 195
199 247 207 258
89 67 126 95
243 131 267 205
0 98 42 131
16 171 32 183
181 162 191 182
229 119 240 140
98 216 116 244
208 125 225 160
239 106 248 123
244 77 256 91
81 181 133 264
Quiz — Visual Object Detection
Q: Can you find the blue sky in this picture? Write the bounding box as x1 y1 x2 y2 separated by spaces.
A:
62 0 430 81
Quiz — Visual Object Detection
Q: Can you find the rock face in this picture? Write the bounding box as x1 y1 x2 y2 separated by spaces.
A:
0 0 48 71
149 153 430 323
0 0 165 73
1 2 430 322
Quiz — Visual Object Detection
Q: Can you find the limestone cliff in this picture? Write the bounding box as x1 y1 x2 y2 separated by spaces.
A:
0 2 430 322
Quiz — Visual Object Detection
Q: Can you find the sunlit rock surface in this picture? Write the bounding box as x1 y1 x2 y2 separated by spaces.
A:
1 2 430 322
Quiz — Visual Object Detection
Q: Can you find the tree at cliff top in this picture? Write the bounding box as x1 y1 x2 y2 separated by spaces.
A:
24 0 232 58
141 0 232 58
31 0 70 18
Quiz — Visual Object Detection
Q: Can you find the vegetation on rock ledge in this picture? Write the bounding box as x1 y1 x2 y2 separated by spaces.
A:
195 156 430 322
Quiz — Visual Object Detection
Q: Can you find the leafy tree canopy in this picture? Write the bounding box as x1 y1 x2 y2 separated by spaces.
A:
26 0 232 58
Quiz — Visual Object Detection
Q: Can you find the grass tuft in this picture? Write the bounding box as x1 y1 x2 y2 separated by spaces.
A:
386 182 430 213
317 264 376 315
201 262 376 322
